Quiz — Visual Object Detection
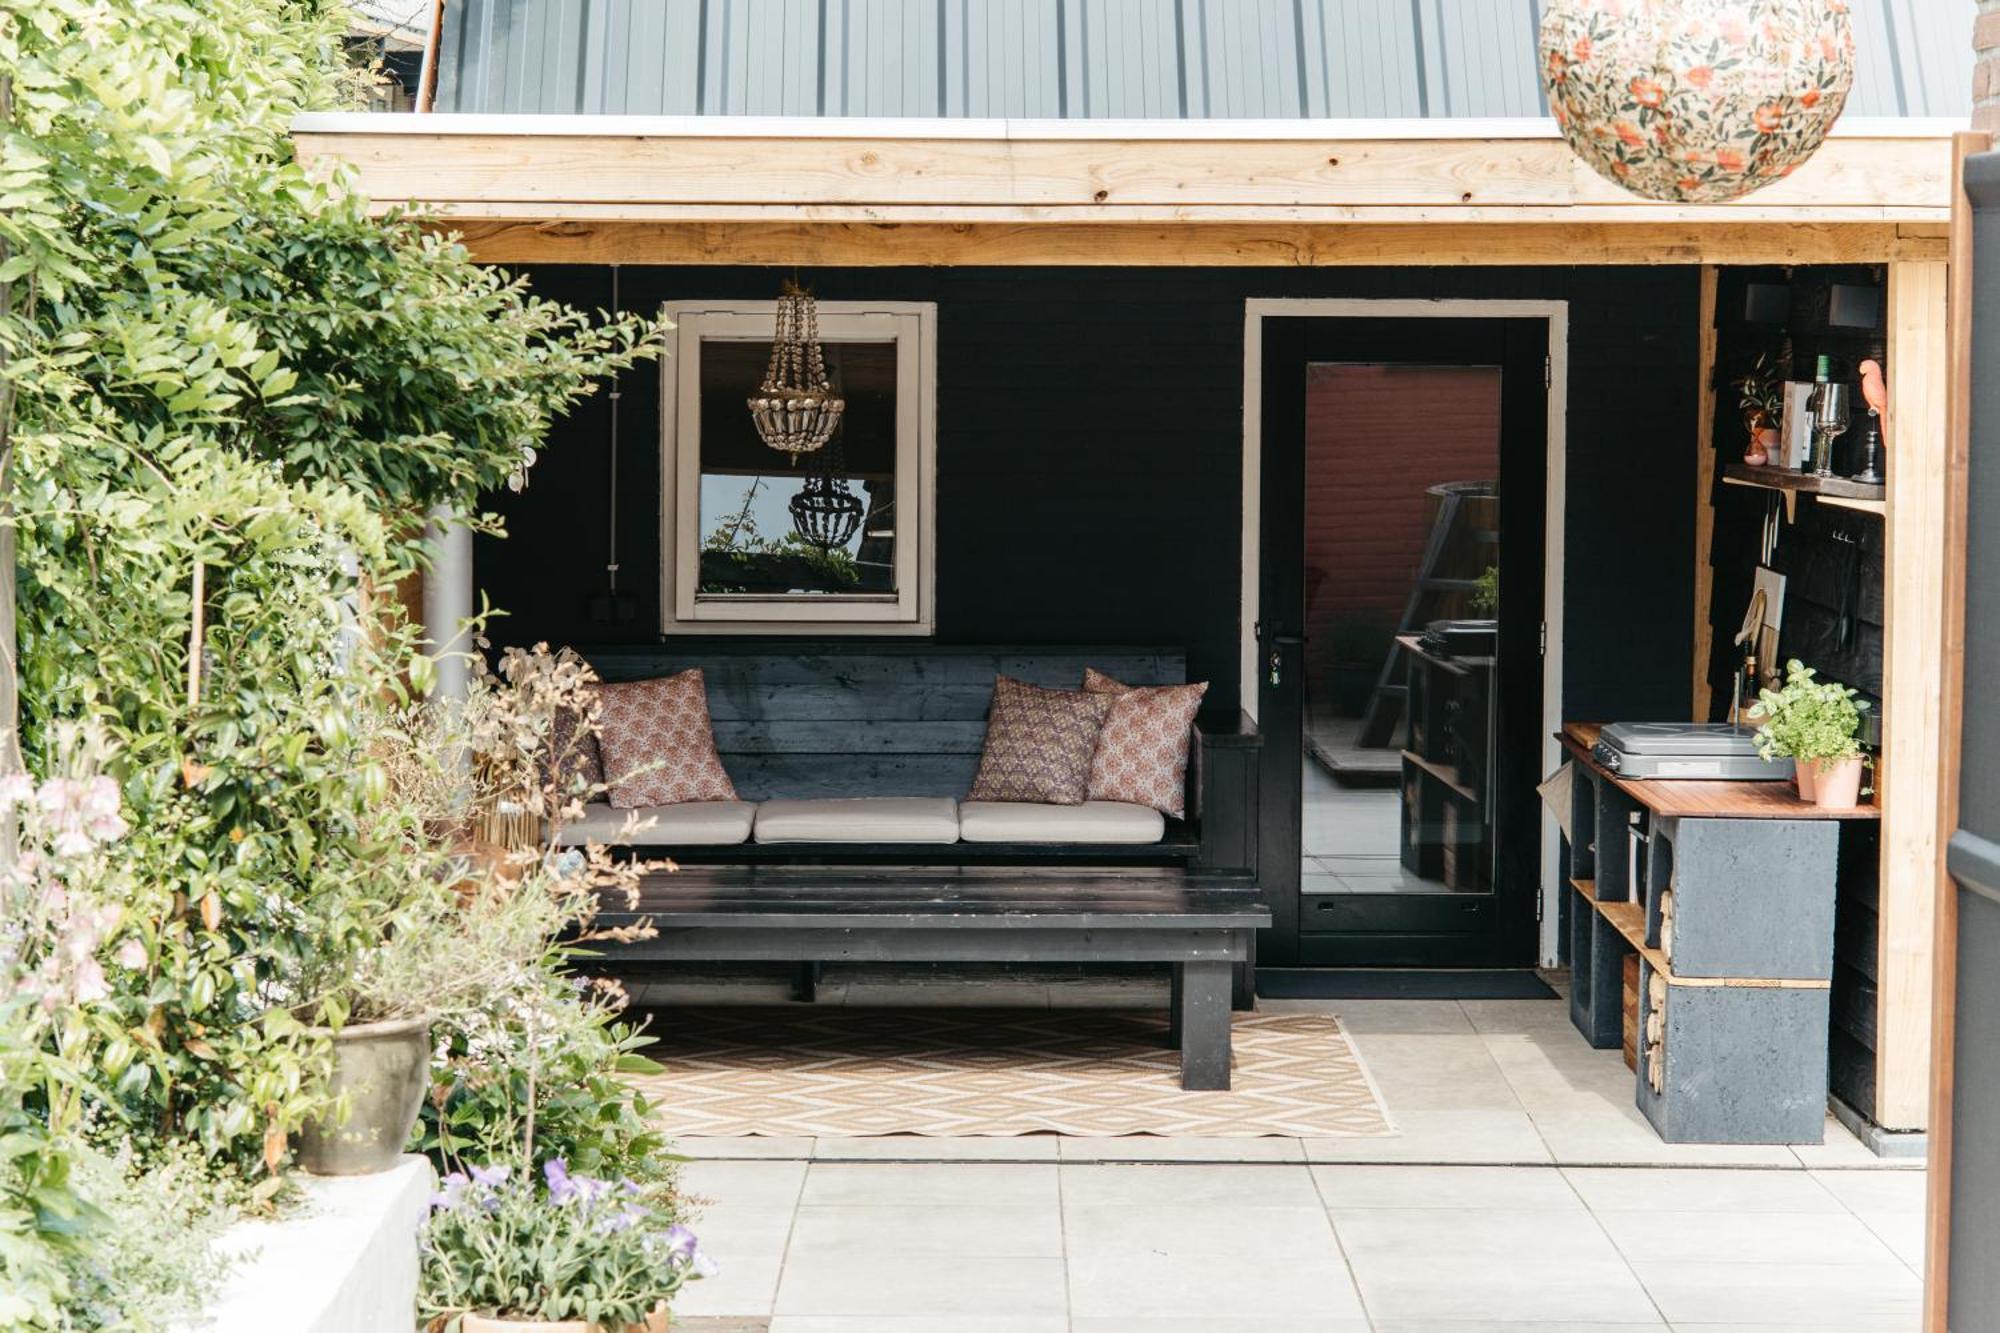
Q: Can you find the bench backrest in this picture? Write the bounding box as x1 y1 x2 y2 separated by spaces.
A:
579 645 1187 802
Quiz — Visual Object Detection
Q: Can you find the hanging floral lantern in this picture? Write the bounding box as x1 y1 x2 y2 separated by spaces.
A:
1540 0 1854 204
748 285 845 462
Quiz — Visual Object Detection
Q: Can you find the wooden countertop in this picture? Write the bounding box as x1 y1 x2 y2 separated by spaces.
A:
1561 723 1880 821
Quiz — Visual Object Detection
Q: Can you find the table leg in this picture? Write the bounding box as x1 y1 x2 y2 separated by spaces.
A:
1178 959 1233 1090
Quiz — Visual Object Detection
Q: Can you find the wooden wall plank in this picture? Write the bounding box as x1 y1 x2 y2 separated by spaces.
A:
436 219 1948 268
1691 266 1720 721
1924 128 1989 1333
1876 257 1951 1131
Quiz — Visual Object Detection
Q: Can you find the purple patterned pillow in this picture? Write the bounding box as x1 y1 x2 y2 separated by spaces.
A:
968 677 1113 806
540 701 604 798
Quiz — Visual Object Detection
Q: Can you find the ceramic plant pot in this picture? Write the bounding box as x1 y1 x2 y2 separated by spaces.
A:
1794 759 1818 802
460 1304 669 1332
295 1012 432 1176
1813 756 1866 810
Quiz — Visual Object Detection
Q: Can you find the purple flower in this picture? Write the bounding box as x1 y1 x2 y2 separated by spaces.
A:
663 1224 698 1260
544 1157 577 1203
468 1162 510 1189
430 1172 469 1211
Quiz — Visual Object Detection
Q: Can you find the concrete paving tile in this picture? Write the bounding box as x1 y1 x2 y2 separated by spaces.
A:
1808 1169 1929 1214
1310 998 1479 1034
676 1137 816 1160
1458 997 1582 1035
675 1254 783 1318
1059 1162 1322 1208
681 1205 796 1261
1063 1203 1341 1259
1533 1113 1802 1168
1855 1210 1926 1270
1342 1033 1526 1112
1065 1248 1366 1321
1330 1206 1660 1325
1595 1209 1905 1266
1311 1163 1583 1210
1630 1259 1921 1327
811 1135 1059 1162
1788 1123 1919 1169
775 1254 1069 1318
1057 1135 1305 1163
1664 1324 1916 1332
1071 1320 1368 1333
1303 1108 1553 1165
768 1312 1080 1320
785 1203 1062 1259
681 1160 809 1210
1564 1167 1845 1214
800 1162 1059 1207
1372 1323 1663 1332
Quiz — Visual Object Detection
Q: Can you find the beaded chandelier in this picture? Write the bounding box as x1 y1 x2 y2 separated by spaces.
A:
1540 0 1854 204
748 285 845 462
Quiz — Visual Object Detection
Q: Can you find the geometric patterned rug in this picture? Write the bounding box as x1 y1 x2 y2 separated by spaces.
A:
629 1008 1394 1138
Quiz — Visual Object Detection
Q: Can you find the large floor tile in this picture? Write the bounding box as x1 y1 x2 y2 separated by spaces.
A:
1596 1210 1904 1266
1058 1135 1305 1162
1809 1169 1929 1214
799 1162 1058 1207
1372 1323 1663 1332
785 1204 1063 1259
1065 1248 1366 1321
675 1254 784 1318
1063 1203 1341 1259
1345 1033 1525 1112
1533 1113 1801 1168
1631 1259 1921 1326
1664 1324 1916 1332
1303 1107 1552 1165
1459 997 1583 1035
1307 998 1478 1034
1071 1320 1368 1333
1311 1163 1582 1210
1331 1206 1661 1325
1856 1209 1927 1270
1789 1124 1919 1169
1059 1163 1322 1208
775 1254 1068 1318
683 1205 797 1261
1565 1167 1844 1214
812 1135 1059 1162
677 1136 816 1161
770 1320 1066 1333
682 1160 810 1210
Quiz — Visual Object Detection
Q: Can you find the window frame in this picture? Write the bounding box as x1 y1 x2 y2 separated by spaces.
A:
659 299 937 636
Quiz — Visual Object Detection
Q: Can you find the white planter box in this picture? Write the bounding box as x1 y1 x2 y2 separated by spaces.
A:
192 1155 432 1333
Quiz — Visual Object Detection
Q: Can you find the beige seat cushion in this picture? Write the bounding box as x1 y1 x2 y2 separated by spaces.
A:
755 797 961 844
958 800 1166 844
554 800 756 847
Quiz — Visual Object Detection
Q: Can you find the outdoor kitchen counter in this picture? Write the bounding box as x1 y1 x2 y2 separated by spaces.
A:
1560 722 1881 821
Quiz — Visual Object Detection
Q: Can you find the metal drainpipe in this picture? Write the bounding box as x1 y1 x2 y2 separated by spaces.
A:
415 0 447 114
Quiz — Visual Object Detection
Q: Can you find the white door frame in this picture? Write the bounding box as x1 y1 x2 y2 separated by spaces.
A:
1241 298 1571 965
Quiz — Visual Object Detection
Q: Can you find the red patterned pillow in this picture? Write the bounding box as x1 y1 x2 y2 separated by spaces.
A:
968 677 1113 806
1082 668 1209 819
594 670 738 808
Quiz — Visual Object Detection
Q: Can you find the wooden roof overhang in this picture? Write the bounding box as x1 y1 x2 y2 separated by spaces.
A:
289 112 1957 268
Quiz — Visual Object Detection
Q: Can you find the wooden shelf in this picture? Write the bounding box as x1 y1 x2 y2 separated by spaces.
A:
1722 462 1886 503
1569 878 1829 991
1401 749 1481 804
1561 723 1879 821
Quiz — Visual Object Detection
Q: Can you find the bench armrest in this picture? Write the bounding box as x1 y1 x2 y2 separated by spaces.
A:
1192 710 1262 874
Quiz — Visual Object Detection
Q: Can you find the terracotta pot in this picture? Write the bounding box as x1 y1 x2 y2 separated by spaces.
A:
294 1012 432 1176
460 1304 669 1332
1794 759 1818 802
1813 756 1866 810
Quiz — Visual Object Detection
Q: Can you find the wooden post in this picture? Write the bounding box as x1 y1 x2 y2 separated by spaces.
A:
1924 128 1989 1333
1690 266 1720 721
1875 258 1952 1132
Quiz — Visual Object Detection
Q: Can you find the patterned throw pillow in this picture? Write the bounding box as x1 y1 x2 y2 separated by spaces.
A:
594 670 738 808
968 677 1113 806
1082 668 1209 819
541 701 605 798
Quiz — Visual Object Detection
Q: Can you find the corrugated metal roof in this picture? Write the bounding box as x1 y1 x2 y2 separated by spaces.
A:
437 0 1973 120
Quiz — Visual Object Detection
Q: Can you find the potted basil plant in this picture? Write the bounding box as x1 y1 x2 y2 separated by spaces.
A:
420 1159 714 1332
1753 659 1870 809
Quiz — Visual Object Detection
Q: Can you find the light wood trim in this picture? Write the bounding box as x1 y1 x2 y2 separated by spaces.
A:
436 219 1948 269
1691 267 1720 721
1876 258 1952 1133
295 127 1951 219
1924 129 1988 1333
1569 880 1833 989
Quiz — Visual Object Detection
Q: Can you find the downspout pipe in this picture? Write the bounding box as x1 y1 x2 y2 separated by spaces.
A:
415 0 446 114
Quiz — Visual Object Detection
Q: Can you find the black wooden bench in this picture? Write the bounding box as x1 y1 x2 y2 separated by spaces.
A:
574 645 1266 1090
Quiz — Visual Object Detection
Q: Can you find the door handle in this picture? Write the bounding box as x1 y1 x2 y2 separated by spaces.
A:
1257 626 1305 686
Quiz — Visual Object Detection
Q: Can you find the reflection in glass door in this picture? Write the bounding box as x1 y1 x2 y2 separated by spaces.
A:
1300 363 1503 902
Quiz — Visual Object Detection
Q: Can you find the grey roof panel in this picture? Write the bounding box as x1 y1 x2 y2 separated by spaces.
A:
435 0 1973 119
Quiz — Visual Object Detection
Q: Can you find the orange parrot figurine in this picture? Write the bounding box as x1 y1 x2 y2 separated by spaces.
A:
1858 359 1888 427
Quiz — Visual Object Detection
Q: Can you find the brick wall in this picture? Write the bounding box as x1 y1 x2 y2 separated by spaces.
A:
1978 0 2000 131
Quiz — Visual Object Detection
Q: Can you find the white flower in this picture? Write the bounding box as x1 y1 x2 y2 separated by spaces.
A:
0 773 34 810
116 937 148 970
71 957 109 1004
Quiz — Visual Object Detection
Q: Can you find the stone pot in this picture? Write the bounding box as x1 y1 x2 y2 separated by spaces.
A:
1813 756 1866 811
460 1304 669 1332
295 1012 432 1176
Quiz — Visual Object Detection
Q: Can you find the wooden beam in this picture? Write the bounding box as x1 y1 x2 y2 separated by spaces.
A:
1924 128 1989 1333
433 219 1948 268
1876 257 1951 1132
1691 267 1720 721
293 123 1953 220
